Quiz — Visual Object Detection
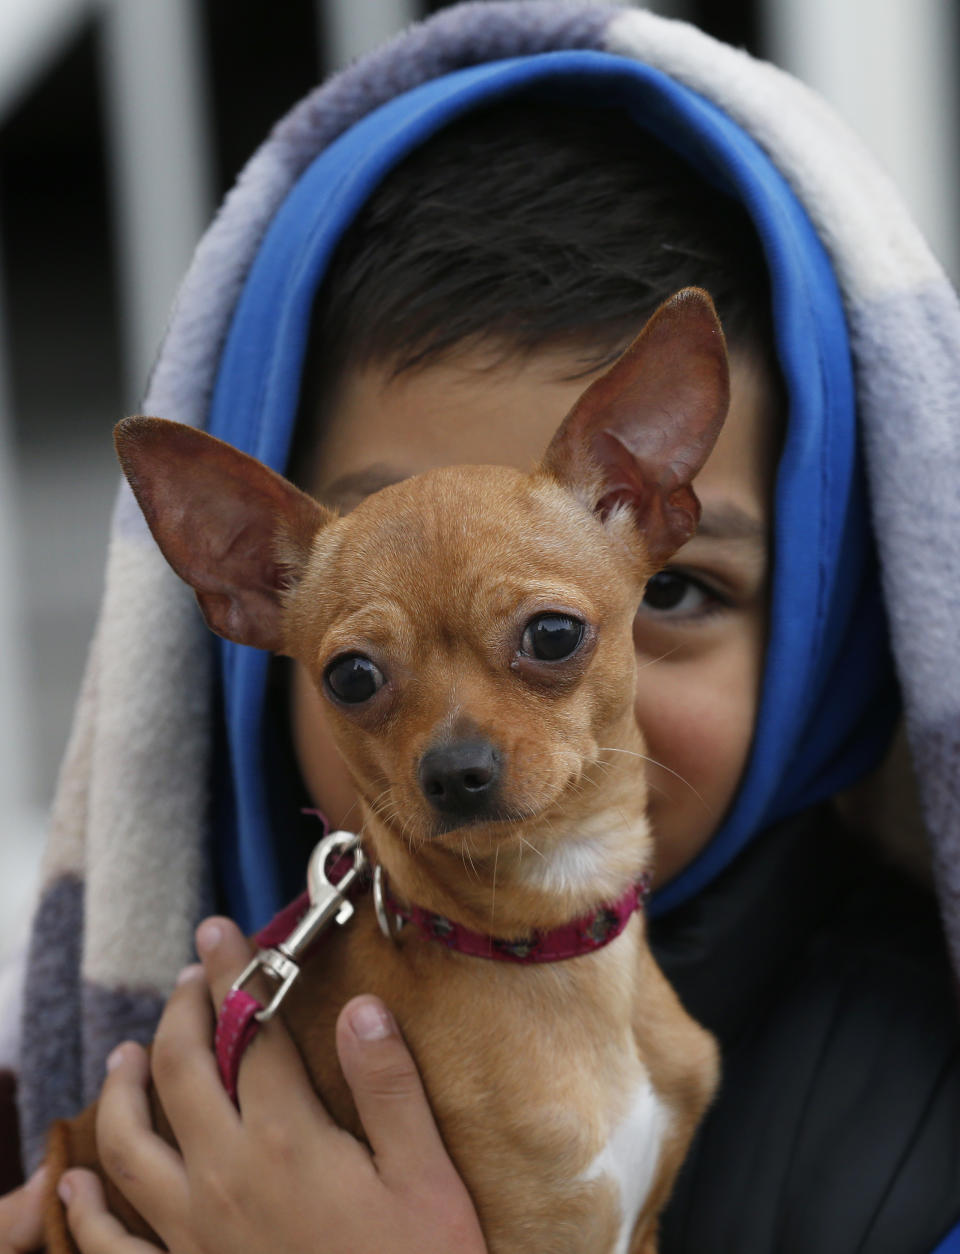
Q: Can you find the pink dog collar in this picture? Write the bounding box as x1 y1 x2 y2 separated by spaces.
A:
381 876 651 963
215 832 651 1103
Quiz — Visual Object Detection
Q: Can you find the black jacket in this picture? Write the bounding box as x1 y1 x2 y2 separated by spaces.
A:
652 807 960 1254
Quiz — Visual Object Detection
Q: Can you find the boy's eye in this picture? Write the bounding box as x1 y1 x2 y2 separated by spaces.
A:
324 654 385 703
640 570 718 617
521 613 585 661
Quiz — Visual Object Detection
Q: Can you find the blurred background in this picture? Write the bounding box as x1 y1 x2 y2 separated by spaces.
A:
1 0 958 965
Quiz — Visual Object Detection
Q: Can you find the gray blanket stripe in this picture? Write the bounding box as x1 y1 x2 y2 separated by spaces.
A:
18 876 85 1171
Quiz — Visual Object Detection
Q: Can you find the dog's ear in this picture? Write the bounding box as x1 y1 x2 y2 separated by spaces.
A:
114 417 334 652
540 288 729 568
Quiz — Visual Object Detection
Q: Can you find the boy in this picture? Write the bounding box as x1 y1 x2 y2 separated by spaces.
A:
3 6 960 1252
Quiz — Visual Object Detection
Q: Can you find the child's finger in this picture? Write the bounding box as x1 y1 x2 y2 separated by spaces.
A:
0 1165 47 1252
335 996 461 1191
234 1007 334 1131
59 1170 160 1254
145 968 240 1161
94 1043 190 1225
192 917 333 1129
194 916 254 1012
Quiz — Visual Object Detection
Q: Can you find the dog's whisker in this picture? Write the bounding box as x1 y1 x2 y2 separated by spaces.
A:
460 839 481 882
490 843 500 928
399 810 421 849
597 746 709 809
635 644 681 671
519 834 547 862
615 805 643 840
367 786 402 831
334 799 364 830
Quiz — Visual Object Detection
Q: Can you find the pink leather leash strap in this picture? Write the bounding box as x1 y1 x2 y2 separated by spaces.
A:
215 900 315 1104
215 848 358 1105
215 990 262 1103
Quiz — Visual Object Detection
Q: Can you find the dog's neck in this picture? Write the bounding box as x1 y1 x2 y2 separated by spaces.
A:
362 733 651 937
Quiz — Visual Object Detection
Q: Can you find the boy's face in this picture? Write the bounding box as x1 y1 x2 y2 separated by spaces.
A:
292 343 777 888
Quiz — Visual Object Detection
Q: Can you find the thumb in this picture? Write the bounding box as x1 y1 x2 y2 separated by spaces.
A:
335 997 457 1189
0 1166 47 1253
194 916 256 1011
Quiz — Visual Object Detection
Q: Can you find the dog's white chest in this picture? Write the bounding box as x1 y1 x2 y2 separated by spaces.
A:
582 1075 672 1254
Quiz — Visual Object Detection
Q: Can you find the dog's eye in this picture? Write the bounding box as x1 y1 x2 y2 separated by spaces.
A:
324 654 385 704
521 613 584 661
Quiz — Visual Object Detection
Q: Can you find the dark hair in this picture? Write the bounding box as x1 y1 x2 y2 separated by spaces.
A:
302 96 772 408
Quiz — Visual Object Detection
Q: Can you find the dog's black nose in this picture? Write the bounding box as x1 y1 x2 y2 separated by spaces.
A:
418 739 501 820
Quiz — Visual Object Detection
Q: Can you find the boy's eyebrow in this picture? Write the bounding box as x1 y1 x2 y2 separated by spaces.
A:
319 464 409 504
695 503 767 544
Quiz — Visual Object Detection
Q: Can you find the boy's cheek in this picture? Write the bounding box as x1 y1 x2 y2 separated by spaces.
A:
637 648 761 884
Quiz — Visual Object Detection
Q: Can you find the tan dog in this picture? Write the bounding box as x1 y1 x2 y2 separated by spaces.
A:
45 289 726 1254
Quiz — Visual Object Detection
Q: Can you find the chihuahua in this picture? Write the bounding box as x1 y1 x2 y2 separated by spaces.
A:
45 288 726 1254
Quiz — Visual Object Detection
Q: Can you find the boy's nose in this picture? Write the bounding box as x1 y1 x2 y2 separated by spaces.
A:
418 739 501 820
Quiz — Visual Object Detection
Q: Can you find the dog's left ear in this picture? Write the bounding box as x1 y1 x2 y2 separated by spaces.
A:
540 288 729 568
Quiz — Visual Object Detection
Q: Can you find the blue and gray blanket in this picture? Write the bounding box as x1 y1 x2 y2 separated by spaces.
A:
10 3 960 1205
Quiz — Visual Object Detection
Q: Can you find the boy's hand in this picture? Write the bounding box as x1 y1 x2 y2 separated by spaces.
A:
60 917 488 1254
0 1167 46 1253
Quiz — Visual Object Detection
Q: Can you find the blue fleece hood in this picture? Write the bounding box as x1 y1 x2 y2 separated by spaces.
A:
206 51 897 932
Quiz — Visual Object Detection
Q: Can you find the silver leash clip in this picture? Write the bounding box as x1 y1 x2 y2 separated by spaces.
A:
230 830 367 1024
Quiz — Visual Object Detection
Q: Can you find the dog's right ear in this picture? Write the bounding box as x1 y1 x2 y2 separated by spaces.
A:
540 288 729 570
114 417 334 652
